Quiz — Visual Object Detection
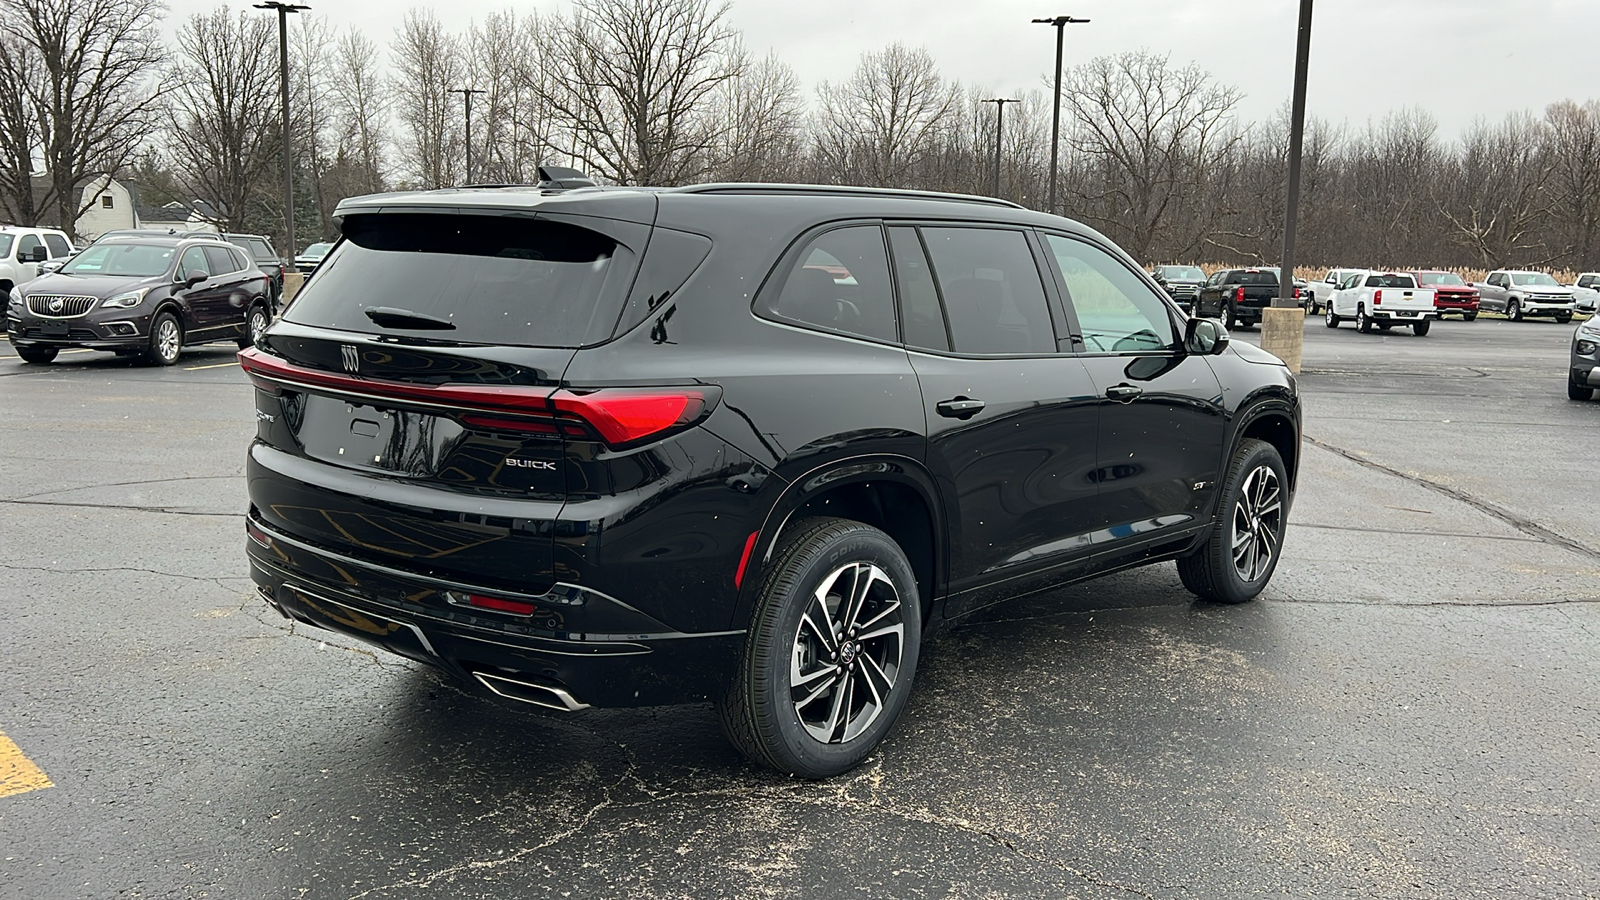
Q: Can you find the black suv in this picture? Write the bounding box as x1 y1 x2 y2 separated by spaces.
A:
1149 264 1207 312
223 233 284 304
242 185 1300 777
7 233 273 365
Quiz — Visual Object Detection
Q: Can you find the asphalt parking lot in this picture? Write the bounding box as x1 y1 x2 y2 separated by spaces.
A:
2 316 1597 899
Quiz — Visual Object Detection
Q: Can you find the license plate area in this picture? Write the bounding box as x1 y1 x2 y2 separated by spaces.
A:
295 393 464 476
40 320 68 337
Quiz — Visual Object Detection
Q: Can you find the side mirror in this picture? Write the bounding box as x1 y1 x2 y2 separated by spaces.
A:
184 270 207 288
1186 317 1230 356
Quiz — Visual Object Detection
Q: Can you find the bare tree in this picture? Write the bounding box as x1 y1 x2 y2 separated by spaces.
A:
390 9 463 189
1440 112 1554 267
0 35 41 225
1543 99 1600 264
165 8 279 233
814 44 960 189
0 0 166 239
1061 51 1242 262
467 11 548 183
291 14 337 239
707 46 803 182
534 0 742 186
328 27 389 196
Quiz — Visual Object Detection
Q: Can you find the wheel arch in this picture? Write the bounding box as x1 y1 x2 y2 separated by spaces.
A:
1233 399 1300 494
735 455 945 631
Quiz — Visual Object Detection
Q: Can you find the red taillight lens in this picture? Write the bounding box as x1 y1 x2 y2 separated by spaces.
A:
1235 286 1245 302
552 389 708 447
1374 290 1383 304
238 348 717 448
1293 287 1301 299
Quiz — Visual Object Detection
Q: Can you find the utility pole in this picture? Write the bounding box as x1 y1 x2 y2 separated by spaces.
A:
1032 15 1089 215
254 2 309 259
1262 0 1315 374
981 99 1018 199
449 88 486 185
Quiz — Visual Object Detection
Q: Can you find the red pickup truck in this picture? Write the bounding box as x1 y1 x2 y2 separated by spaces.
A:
1411 270 1480 320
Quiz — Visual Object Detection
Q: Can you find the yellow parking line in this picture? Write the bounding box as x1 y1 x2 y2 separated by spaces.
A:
0 729 52 798
185 361 239 371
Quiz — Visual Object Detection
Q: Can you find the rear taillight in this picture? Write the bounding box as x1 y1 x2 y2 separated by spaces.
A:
1235 286 1245 302
1374 290 1383 304
1293 287 1301 299
238 347 718 449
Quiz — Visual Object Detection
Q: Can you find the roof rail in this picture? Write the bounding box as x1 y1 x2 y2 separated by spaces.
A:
672 183 1027 210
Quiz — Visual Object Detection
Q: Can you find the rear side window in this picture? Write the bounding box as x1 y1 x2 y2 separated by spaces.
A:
43 234 70 257
244 238 273 260
763 225 897 343
284 214 640 348
921 227 1055 355
888 227 947 352
204 246 239 275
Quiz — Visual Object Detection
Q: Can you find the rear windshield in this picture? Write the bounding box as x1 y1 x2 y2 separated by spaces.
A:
62 243 176 277
1365 274 1416 288
1416 271 1464 286
1161 266 1205 280
1231 270 1278 285
283 214 639 348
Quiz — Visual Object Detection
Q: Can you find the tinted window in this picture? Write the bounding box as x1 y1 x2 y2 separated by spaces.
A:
888 227 947 352
43 234 70 257
244 238 274 260
284 214 639 348
1340 273 1363 289
17 234 42 260
766 225 897 343
62 243 177 277
1581 275 1598 288
204 246 239 275
1364 274 1416 288
1230 270 1278 286
1416 271 1465 286
1045 235 1177 353
234 248 252 271
921 227 1054 354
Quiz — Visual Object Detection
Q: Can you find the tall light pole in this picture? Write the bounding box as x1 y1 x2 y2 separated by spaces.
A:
981 99 1018 199
449 88 486 185
254 2 308 259
1032 15 1089 216
1262 0 1315 375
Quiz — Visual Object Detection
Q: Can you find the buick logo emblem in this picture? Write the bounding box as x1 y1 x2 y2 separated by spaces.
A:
340 344 360 374
48 297 62 313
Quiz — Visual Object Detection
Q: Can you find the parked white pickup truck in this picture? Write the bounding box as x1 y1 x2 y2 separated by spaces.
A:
1324 270 1437 336
1570 272 1600 313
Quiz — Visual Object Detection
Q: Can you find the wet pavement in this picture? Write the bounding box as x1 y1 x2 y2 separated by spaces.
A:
1 317 1597 899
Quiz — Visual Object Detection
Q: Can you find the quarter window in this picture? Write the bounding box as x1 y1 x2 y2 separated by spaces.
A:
920 227 1056 354
766 225 897 343
1043 234 1177 353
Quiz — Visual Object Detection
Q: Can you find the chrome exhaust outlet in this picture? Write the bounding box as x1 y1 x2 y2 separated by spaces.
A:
473 671 590 712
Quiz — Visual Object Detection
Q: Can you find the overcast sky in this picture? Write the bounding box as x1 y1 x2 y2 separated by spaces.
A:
170 0 1599 140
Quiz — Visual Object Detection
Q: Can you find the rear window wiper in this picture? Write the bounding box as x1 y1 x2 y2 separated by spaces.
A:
364 306 456 330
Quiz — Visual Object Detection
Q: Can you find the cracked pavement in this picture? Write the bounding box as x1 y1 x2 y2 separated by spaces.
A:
1 324 1598 899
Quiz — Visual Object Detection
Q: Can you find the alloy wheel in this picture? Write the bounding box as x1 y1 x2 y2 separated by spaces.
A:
249 308 269 344
790 561 905 744
1229 464 1283 583
156 318 181 362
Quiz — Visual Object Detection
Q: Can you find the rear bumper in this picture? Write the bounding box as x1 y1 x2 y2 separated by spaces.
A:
1370 308 1435 320
246 514 742 707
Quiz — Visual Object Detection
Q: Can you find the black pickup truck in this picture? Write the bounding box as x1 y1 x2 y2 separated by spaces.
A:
1196 267 1300 328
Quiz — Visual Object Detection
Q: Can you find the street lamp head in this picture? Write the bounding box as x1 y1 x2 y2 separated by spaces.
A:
1032 15 1089 25
253 2 311 11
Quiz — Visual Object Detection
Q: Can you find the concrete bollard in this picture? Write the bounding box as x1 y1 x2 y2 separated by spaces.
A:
1258 306 1304 373
280 270 306 306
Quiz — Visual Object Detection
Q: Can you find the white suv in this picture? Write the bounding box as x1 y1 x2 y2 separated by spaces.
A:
0 226 74 296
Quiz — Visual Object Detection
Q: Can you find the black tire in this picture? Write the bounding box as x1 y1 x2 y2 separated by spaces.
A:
16 346 57 364
1324 304 1340 328
1556 313 1573 325
1464 312 1478 322
1356 306 1372 333
239 303 270 350
719 517 922 779
145 310 183 366
1225 301 1239 331
1413 319 1431 336
1507 299 1522 321
1570 375 1595 401
1377 322 1392 332
1177 438 1289 605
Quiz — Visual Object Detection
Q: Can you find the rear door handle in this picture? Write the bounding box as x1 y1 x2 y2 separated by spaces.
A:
936 397 986 419
1105 384 1143 403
